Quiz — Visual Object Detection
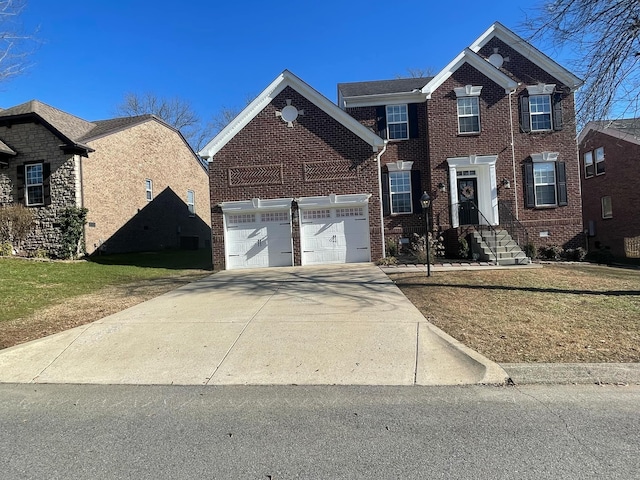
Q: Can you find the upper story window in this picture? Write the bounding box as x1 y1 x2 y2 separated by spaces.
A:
454 85 482 135
584 151 594 178
520 84 563 133
457 97 480 134
529 95 552 131
524 152 568 208
26 163 44 206
187 190 195 216
595 147 605 175
145 179 153 201
386 104 408 140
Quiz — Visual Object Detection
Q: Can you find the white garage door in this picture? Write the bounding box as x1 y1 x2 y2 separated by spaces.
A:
225 210 293 269
300 206 370 265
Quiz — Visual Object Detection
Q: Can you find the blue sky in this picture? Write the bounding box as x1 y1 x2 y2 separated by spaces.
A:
2 0 542 126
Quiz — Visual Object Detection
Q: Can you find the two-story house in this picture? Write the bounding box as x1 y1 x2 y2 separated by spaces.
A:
578 119 640 261
0 100 211 257
200 22 584 270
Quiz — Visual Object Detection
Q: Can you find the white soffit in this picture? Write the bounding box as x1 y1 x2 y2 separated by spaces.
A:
422 49 518 98
470 22 583 91
220 197 293 212
297 193 372 208
447 154 498 167
199 70 385 159
340 91 426 109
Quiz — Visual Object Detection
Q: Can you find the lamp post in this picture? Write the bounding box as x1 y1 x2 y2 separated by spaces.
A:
420 191 431 277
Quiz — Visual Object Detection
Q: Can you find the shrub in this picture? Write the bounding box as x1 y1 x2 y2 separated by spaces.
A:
538 244 563 261
385 238 398 257
56 207 88 259
565 247 587 262
376 256 398 266
586 247 614 265
0 204 35 253
458 236 469 259
409 232 442 264
0 241 13 256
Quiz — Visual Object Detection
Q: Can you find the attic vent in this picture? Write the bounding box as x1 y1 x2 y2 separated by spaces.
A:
488 48 509 69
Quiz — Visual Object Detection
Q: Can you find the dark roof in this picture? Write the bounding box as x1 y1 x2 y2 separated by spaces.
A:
594 118 640 138
0 100 96 142
0 138 16 155
78 114 157 142
337 77 432 97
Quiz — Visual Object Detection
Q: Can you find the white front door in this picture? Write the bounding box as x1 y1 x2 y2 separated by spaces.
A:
300 206 370 265
225 210 293 269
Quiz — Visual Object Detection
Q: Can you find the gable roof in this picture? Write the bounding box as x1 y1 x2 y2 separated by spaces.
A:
470 22 583 91
578 118 640 146
0 138 16 156
421 48 518 98
79 114 158 142
199 70 386 159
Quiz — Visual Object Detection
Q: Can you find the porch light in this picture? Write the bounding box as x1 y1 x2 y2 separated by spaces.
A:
502 178 511 189
437 182 446 193
420 192 432 277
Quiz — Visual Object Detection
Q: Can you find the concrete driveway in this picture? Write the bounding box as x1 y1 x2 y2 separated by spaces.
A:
0 264 508 386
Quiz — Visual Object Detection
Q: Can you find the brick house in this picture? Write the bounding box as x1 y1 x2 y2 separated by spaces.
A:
578 119 640 260
200 22 584 270
0 100 211 256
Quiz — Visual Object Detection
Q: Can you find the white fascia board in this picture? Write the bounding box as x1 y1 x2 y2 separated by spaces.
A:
341 91 426 109
297 193 372 208
470 22 583 91
199 70 384 158
422 49 518 99
578 122 640 147
447 154 498 167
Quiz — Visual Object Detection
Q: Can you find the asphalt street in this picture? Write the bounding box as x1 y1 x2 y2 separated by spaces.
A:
1 384 638 479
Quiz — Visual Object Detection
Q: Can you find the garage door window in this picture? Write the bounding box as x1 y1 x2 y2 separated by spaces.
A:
302 209 331 220
262 212 288 222
336 207 364 217
228 213 256 224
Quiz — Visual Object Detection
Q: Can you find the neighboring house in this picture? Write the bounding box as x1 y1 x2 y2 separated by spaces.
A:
199 22 584 270
0 100 211 256
578 119 640 260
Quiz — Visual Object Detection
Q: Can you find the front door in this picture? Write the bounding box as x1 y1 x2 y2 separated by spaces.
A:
458 178 479 225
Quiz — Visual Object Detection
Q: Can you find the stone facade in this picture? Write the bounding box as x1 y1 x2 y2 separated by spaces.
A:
579 127 640 259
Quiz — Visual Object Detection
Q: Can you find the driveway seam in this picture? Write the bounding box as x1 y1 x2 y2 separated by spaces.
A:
413 322 420 385
204 284 281 385
31 325 93 383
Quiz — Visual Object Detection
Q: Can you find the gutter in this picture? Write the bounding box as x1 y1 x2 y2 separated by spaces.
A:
376 140 389 258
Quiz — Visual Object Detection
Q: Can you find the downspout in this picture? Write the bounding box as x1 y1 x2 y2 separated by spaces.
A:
376 140 389 258
508 88 519 219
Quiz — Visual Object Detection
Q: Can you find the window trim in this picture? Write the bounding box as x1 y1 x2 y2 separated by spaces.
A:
389 170 413 215
532 162 557 207
25 163 45 207
457 96 480 134
595 147 605 175
584 151 594 178
145 179 153 201
386 104 409 140
529 94 553 132
187 189 195 216
601 196 612 219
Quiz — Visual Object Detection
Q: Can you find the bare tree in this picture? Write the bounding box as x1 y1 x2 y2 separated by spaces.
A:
1 0 37 82
395 67 436 79
525 0 640 125
115 92 200 131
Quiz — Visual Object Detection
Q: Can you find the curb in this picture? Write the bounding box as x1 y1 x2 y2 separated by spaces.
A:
501 363 640 385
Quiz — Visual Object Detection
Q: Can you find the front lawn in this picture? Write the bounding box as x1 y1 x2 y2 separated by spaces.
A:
391 264 640 363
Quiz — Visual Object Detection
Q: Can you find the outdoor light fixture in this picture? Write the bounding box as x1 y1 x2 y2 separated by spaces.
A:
502 178 511 189
420 191 432 277
437 182 446 193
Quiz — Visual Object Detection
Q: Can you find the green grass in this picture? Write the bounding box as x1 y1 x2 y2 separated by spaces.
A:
0 249 213 323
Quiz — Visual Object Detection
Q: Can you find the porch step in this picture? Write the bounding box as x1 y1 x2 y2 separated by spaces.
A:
470 230 530 265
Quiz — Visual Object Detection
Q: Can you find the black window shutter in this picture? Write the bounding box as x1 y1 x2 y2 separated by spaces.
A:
376 106 387 139
43 162 51 206
411 170 422 213
382 172 390 216
556 161 568 206
524 163 535 208
16 164 25 204
520 95 531 133
552 93 563 131
408 103 419 139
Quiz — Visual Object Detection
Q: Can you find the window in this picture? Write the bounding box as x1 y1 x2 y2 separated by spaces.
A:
187 190 195 216
533 162 557 206
389 171 412 214
529 95 552 131
601 196 612 219
145 179 153 201
584 151 594 178
457 97 480 134
595 147 605 175
386 105 408 140
25 163 44 206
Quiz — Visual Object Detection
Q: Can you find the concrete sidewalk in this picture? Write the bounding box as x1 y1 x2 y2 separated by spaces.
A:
0 264 508 386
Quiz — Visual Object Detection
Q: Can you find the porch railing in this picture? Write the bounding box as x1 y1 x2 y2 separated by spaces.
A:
498 200 530 252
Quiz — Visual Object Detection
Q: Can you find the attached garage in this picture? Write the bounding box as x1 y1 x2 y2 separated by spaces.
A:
298 194 371 266
221 198 293 270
